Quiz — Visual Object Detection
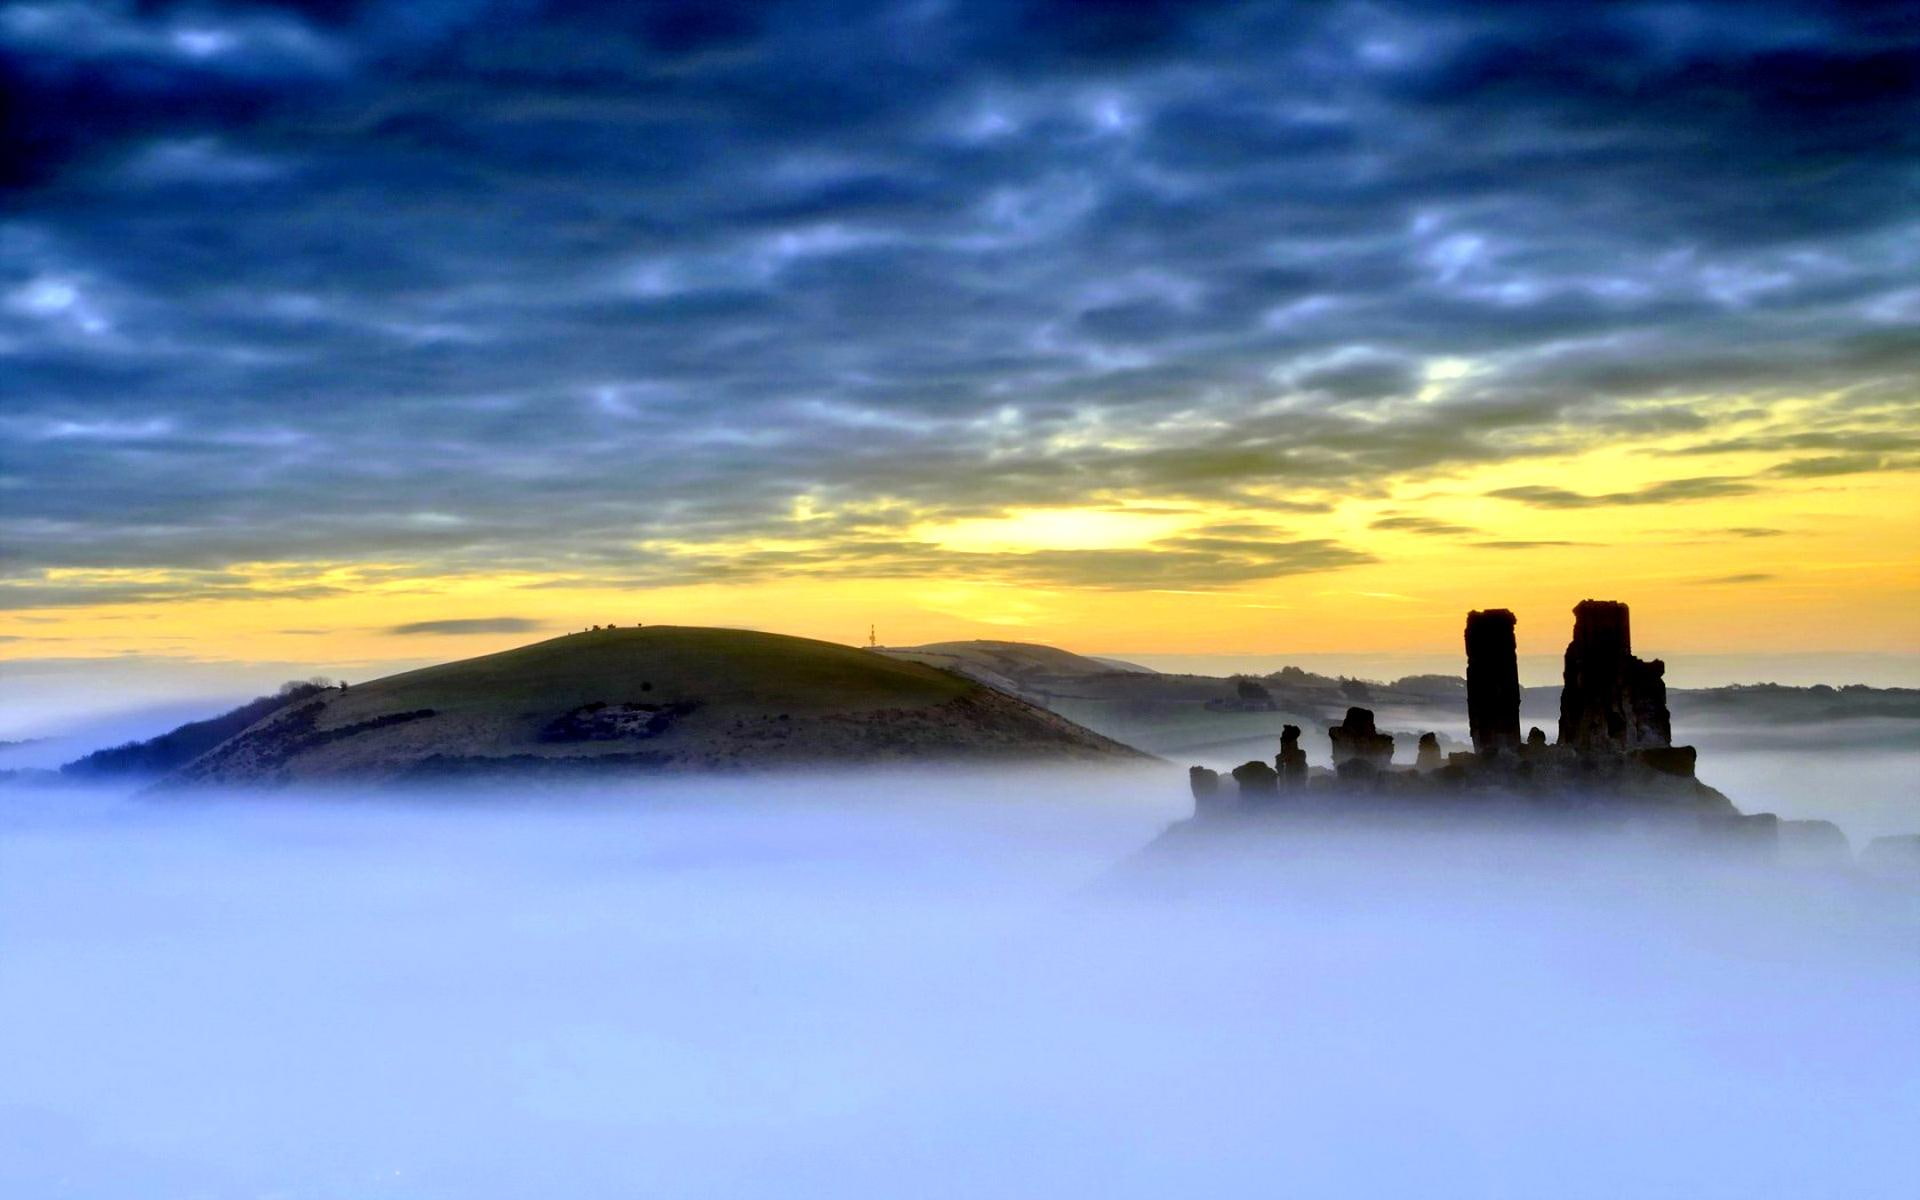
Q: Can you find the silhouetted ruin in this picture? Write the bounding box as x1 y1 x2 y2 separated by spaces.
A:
1277 724 1308 785
1328 706 1393 770
1415 732 1443 770
1181 600 1775 843
1464 608 1521 754
1559 599 1671 751
1231 759 1279 799
1189 765 1222 813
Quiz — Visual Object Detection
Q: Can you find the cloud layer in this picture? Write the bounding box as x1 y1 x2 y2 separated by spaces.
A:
4 0 1918 599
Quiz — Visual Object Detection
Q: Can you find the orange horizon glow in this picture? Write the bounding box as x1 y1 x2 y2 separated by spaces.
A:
8 442 1914 675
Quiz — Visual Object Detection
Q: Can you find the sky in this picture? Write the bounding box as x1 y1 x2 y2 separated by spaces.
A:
3 0 1918 688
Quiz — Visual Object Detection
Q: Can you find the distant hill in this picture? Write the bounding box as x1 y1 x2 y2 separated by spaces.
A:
878 640 1153 697
160 627 1147 788
886 640 1920 761
61 682 328 781
1674 682 1920 723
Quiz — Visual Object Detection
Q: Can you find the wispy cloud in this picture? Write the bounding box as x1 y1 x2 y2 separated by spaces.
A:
386 618 544 636
1488 477 1758 509
1370 515 1478 537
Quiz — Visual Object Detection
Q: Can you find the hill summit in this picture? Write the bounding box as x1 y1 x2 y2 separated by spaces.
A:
161 626 1147 788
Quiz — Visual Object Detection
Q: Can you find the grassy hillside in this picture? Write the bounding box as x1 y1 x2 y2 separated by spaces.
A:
61 682 326 780
362 626 974 716
164 627 1148 788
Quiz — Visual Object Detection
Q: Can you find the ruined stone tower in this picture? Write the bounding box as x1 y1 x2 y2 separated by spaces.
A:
1328 706 1394 768
1464 608 1522 754
1557 600 1672 751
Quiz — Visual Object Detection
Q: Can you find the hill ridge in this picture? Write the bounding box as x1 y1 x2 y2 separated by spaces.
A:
161 626 1149 788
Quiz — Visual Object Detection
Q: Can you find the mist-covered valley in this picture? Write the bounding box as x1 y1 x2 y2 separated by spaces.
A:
5 765 1917 1199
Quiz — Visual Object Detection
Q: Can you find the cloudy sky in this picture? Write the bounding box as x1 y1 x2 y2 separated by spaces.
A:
3 0 1917 677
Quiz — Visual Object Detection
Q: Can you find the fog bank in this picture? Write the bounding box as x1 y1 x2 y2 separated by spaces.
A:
3 769 1916 1198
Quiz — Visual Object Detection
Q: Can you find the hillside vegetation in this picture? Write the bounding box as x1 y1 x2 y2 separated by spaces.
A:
62 681 327 780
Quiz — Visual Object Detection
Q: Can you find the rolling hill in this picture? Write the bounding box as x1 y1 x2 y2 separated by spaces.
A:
883 639 1381 757
894 639 1920 763
61 681 328 781
160 626 1149 788
878 639 1153 696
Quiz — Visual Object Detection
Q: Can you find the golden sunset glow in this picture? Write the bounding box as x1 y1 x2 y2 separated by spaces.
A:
9 433 1913 674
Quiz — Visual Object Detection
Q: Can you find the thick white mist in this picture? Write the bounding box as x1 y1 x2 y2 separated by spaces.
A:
3 768 1916 1199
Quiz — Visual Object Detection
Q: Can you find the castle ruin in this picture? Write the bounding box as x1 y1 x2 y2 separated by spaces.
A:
1187 600 1736 821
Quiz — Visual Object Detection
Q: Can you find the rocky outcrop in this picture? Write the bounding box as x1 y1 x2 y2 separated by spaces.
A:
1415 732 1443 770
1464 608 1521 755
1558 600 1672 752
1634 746 1695 778
1277 724 1308 786
1231 760 1279 799
1698 811 1779 856
1328 707 1393 768
1778 819 1851 870
1189 766 1222 813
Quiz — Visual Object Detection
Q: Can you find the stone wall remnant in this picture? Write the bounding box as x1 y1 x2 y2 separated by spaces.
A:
1277 723 1308 786
1464 608 1522 754
1416 732 1443 770
1189 766 1222 813
1328 706 1393 768
1232 760 1279 798
1558 600 1672 751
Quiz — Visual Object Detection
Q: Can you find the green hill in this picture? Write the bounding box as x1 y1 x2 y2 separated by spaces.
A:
61 682 327 781
162 626 1149 788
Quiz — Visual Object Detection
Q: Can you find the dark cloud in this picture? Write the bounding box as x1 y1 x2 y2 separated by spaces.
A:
0 575 351 609
1488 477 1759 509
1695 573 1776 585
1766 453 1892 478
1665 431 1920 457
1290 352 1424 403
4 0 1918 600
1370 515 1478 536
387 617 543 635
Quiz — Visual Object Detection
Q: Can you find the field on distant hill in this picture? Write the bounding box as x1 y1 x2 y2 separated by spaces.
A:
163 627 1148 788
